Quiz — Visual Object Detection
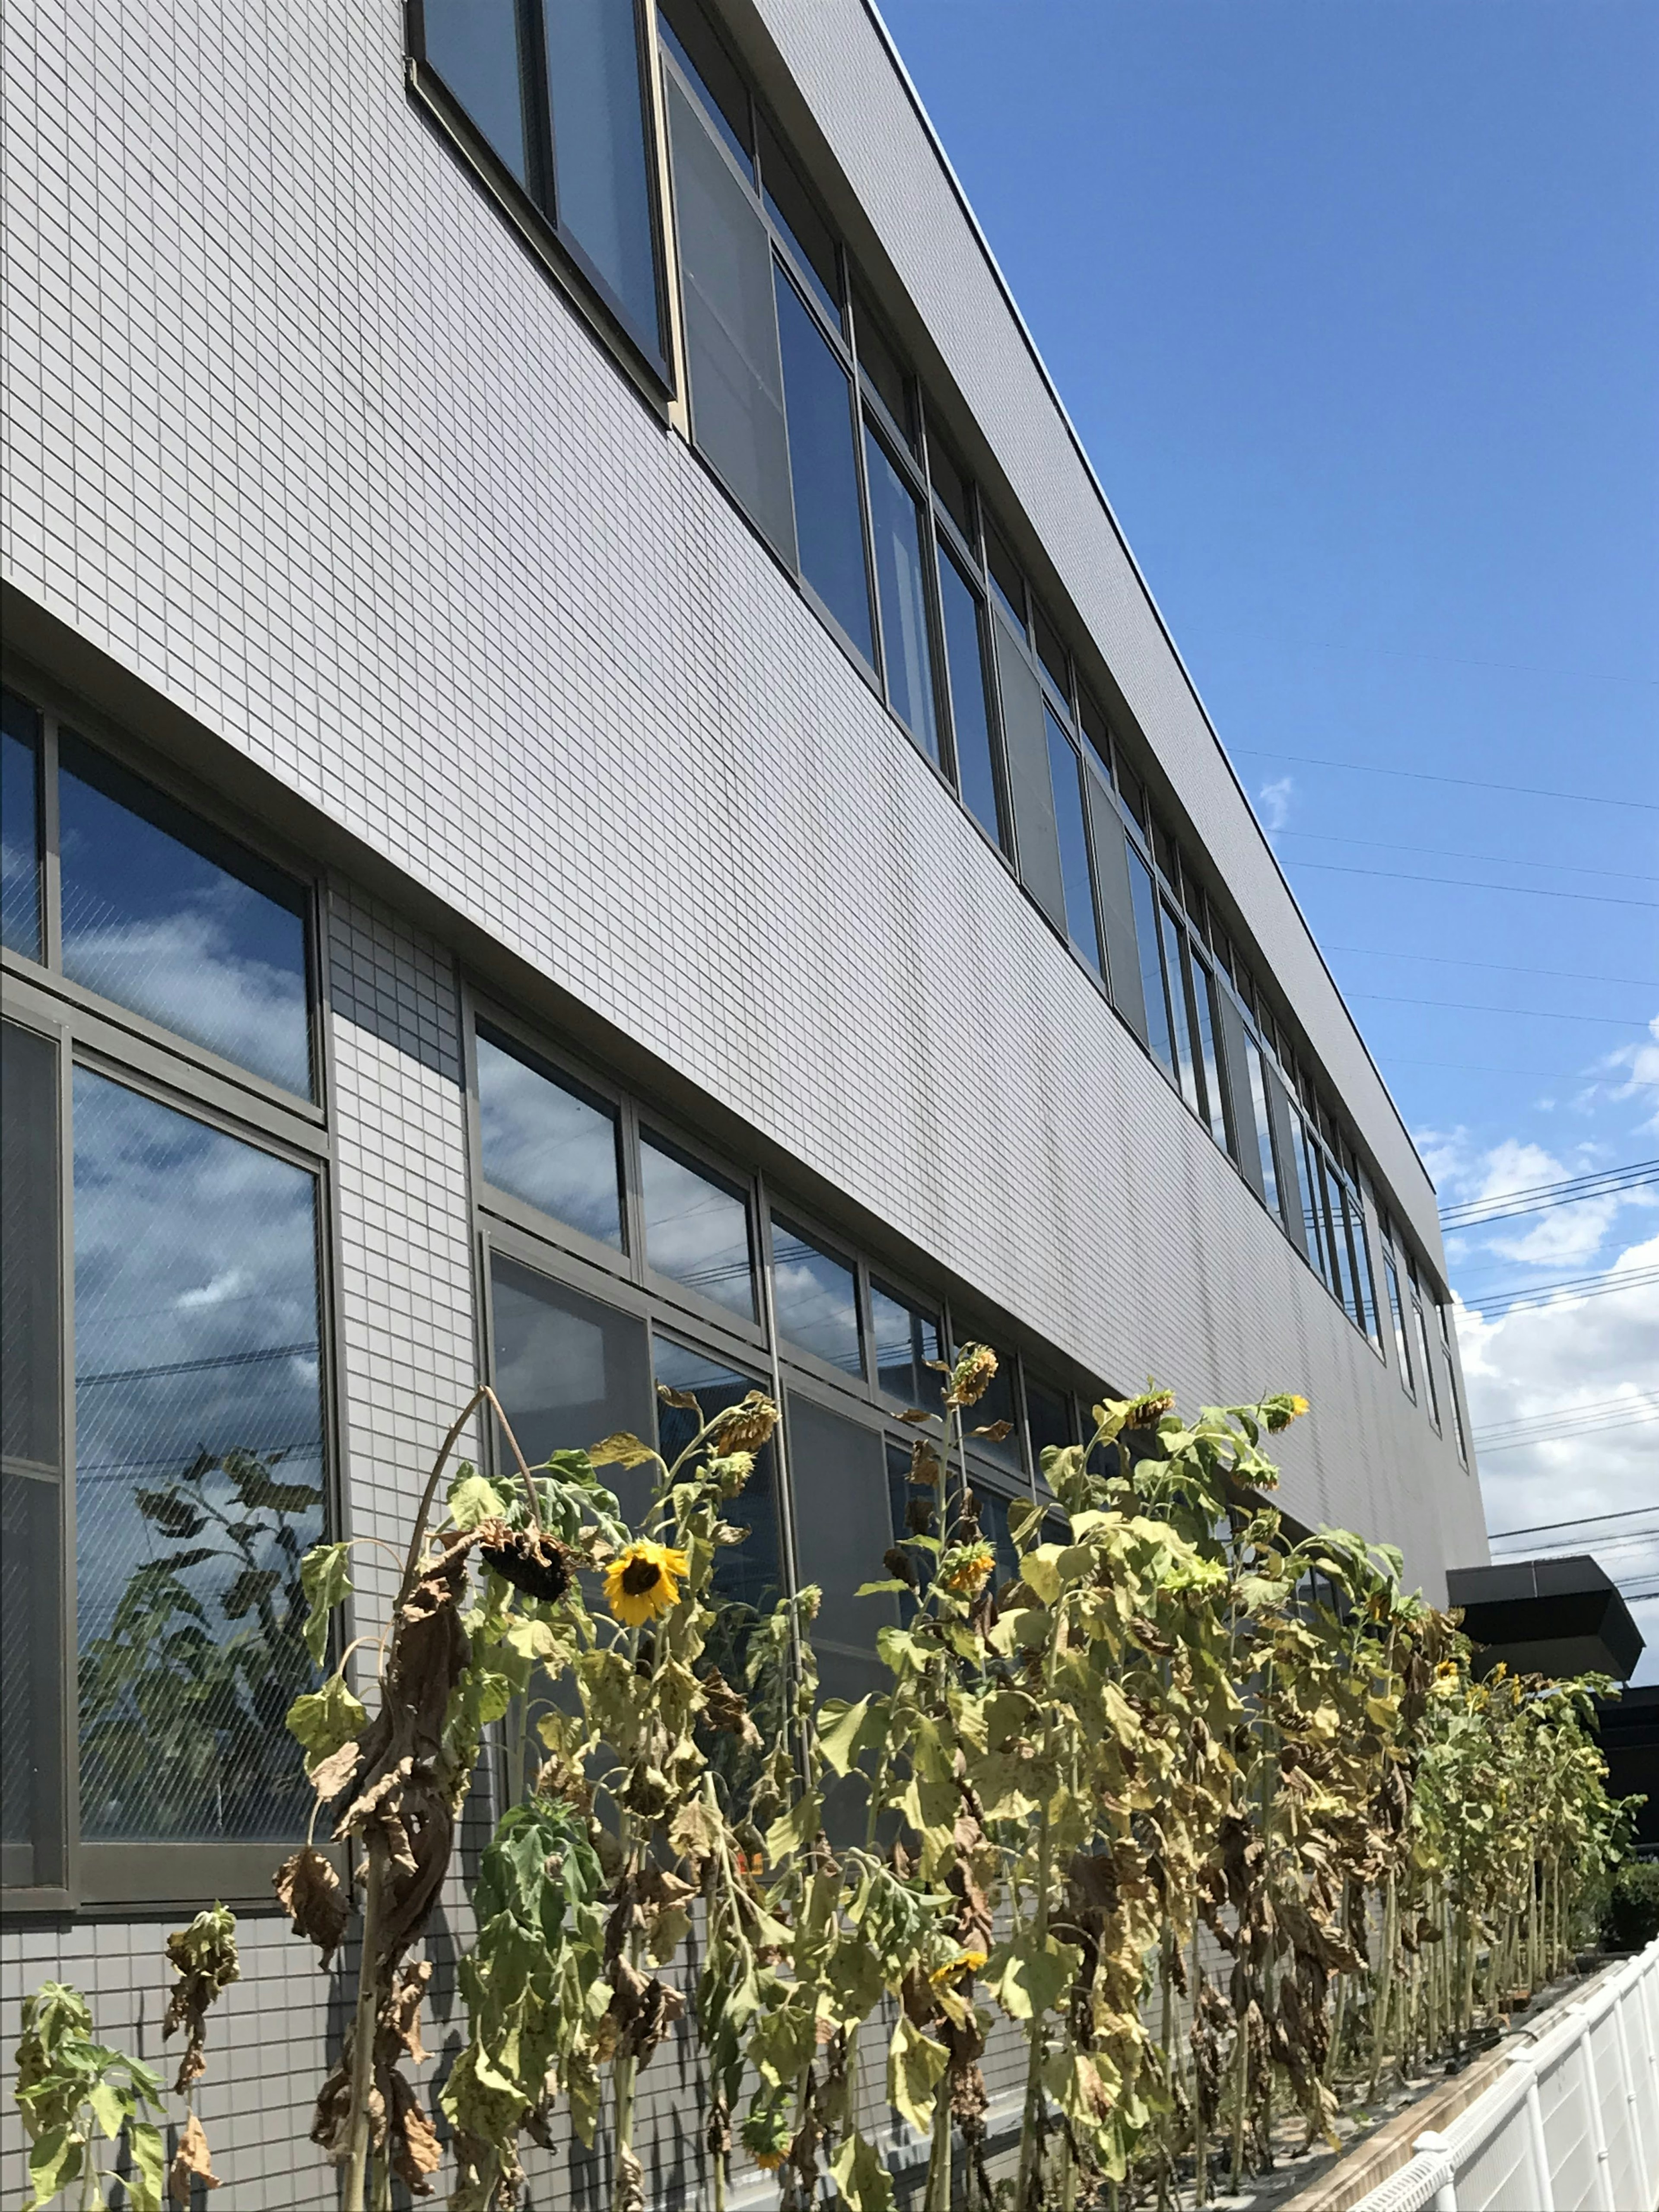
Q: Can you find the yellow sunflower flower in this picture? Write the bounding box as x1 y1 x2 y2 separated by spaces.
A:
604 1539 690 1625
942 1543 995 1595
753 2152 785 2172
929 1948 989 1987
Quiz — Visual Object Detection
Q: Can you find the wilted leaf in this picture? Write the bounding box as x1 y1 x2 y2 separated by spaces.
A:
887 2017 949 2136
168 2111 220 2202
299 1541 353 1667
588 1430 660 1468
448 1470 508 1530
829 2129 894 2212
273 1847 350 1967
285 1675 367 1773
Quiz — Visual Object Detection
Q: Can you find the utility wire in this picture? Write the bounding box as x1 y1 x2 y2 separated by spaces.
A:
1456 1262 1659 1320
1476 1391 1659 1437
1231 747 1659 812
1475 1411 1659 1454
1292 860 1659 909
1487 1503 1659 1540
1387 1056 1659 1084
1355 994 1654 1030
1443 1159 1659 1229
1328 946 1659 990
1279 830 1659 886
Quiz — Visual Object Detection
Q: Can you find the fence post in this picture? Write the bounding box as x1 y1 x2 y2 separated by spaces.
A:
1579 2015 1614 2212
1520 2056 1556 2212
1411 2129 1457 2212
1610 1972 1648 2200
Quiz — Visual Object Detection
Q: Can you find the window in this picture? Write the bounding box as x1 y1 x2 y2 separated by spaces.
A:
640 1133 756 1319
855 298 913 445
1160 903 1200 1115
1384 1253 1415 1398
1 695 329 1908
1127 844 1176 1078
1032 602 1070 700
1244 1036 1282 1220
658 0 751 175
771 1217 863 1374
788 1395 892 1707
1023 1377 1074 1473
926 427 974 543
2 687 42 959
1191 956 1232 1155
937 544 1005 848
489 1254 655 1523
759 116 842 332
417 0 665 362
960 1338 1022 1472
983 517 1026 634
775 268 874 664
870 1282 944 1412
72 1072 325 1847
1439 1309 1468 1464
865 425 941 759
1046 711 1103 976
655 1337 782 1624
1413 1294 1441 1431
475 1023 624 1247
58 732 313 1098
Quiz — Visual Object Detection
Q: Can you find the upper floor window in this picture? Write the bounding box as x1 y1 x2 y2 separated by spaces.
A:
475 1020 625 1247
414 0 666 365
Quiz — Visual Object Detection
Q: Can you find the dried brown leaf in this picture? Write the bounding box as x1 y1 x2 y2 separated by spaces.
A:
273 1847 350 1968
168 2111 220 2202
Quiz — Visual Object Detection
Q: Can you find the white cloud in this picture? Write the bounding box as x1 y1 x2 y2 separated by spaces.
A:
1456 1230 1659 1685
1257 776 1294 833
1421 1129 1656 1272
1599 1014 1659 1137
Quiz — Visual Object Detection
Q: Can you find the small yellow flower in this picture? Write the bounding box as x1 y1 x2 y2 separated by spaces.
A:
929 1948 988 1987
753 2152 785 2172
604 1540 690 1625
1263 1392 1310 1433
943 1543 995 1595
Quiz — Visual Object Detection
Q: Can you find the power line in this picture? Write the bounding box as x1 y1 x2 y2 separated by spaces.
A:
1292 860 1659 909
1486 1530 1659 1563
1457 1262 1659 1321
1443 1159 1659 1229
1280 830 1659 887
1355 994 1654 1030
1386 1056 1659 1086
1328 946 1659 990
1486 1503 1659 1541
1476 1391 1659 1438
1231 747 1659 813
1475 1411 1659 1454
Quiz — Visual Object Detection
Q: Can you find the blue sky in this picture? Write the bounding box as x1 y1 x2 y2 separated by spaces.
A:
877 0 1659 1669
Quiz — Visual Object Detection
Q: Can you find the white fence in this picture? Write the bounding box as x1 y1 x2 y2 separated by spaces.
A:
1352 1937 1659 2212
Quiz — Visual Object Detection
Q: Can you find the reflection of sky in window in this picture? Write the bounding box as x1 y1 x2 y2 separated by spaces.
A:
1 696 41 958
640 1136 755 1319
653 1336 780 1621
771 1217 862 1373
476 1027 623 1246
58 739 311 1098
966 1346 1023 1471
72 1070 323 1840
870 1283 942 1411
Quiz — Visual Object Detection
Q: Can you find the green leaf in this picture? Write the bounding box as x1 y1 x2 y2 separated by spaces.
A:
855 1578 912 1597
761 1790 821 1866
985 1932 1082 2021
817 1694 888 1777
299 1541 353 1667
829 2129 894 2212
28 2126 83 2205
86 2075 127 2139
587 1431 659 1469
449 1471 509 1531
284 1674 367 1771
127 2122 166 2212
887 2016 949 2136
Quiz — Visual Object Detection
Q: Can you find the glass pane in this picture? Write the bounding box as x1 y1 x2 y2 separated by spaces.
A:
965 1345 1022 1471
938 546 1003 845
864 427 939 760
654 1337 782 1626
665 73 795 563
1160 905 1201 1114
476 1024 623 1246
1 1021 60 1469
983 517 1025 632
1 1471 64 1889
1032 603 1069 699
775 267 873 663
976 1489 1020 1596
787 1394 891 1666
1 688 42 960
926 425 973 543
1077 689 1111 773
1045 712 1101 975
1350 1197 1381 1345
1192 960 1230 1152
1414 1303 1441 1428
641 1133 755 1319
1024 1377 1072 1473
771 1217 862 1374
1385 1260 1414 1395
489 1253 654 1512
1294 1124 1327 1284
1127 845 1174 1078
1443 1351 1468 1463
869 1282 943 1413
72 1071 324 1842
545 0 662 347
855 298 911 442
1245 1037 1281 1219
658 0 751 173
423 0 530 183
759 118 841 331
59 735 312 1097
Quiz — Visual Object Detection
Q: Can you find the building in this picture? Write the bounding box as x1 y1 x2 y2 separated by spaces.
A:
0 0 1484 2198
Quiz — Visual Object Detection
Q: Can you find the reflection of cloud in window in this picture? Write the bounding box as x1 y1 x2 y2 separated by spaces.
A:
641 1141 753 1314
475 1035 621 1242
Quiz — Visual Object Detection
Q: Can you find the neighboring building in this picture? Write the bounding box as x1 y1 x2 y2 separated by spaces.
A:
0 0 1483 2198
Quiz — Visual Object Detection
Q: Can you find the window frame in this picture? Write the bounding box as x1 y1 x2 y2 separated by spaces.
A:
407 0 675 393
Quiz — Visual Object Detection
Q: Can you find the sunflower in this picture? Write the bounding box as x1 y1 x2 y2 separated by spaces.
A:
603 1540 690 1625
753 2152 785 2173
942 1543 995 1595
929 1948 988 1987
1263 1391 1310 1433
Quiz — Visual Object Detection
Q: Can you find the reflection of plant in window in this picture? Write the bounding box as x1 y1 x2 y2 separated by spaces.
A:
77 1446 322 1839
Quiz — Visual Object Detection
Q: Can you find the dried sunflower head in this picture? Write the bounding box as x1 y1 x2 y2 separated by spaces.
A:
713 1393 779 1453
1263 1392 1310 1433
942 1543 995 1595
1124 1388 1176 1429
945 1343 998 1409
477 1523 572 1603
